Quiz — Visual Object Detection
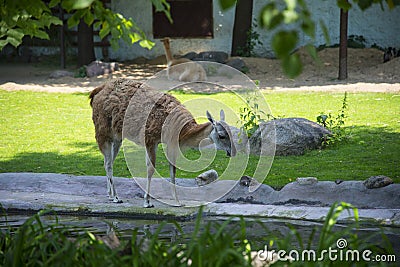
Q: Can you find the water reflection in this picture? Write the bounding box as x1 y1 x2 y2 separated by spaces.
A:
1 213 399 255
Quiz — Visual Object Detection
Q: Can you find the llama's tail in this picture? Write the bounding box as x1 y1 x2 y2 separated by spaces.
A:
89 85 104 106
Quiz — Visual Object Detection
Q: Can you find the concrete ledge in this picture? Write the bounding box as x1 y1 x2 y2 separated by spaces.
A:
0 173 399 225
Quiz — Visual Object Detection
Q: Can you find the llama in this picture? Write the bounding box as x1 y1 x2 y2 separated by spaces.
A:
161 38 207 82
89 78 235 207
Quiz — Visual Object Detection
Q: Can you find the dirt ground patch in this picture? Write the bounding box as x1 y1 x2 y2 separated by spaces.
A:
0 47 399 93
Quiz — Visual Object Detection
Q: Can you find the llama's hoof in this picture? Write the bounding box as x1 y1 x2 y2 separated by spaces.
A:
143 203 154 208
109 197 123 203
171 200 183 207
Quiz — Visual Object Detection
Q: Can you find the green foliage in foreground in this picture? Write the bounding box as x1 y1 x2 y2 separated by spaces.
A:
0 90 399 188
0 203 396 266
0 0 170 51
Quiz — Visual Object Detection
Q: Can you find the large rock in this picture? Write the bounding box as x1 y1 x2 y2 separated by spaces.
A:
181 52 199 60
226 58 248 72
193 51 229 63
364 175 393 189
250 118 331 156
196 169 218 186
86 60 119 77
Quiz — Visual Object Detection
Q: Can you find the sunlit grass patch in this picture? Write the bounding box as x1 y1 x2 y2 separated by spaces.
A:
0 90 399 187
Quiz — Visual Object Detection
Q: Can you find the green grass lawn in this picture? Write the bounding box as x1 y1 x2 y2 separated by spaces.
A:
0 89 399 188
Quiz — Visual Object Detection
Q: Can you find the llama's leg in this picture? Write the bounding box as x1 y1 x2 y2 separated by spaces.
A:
144 144 157 208
169 163 181 206
112 139 122 162
179 68 191 82
167 147 181 206
102 141 122 203
110 139 122 203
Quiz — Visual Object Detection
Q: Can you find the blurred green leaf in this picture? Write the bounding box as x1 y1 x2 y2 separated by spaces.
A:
99 21 110 39
218 0 237 10
0 40 8 50
283 9 298 23
139 39 155 50
282 54 303 78
6 36 22 47
34 29 50 39
40 13 62 27
305 44 319 62
386 0 395 8
49 0 61 8
301 16 315 38
151 0 172 22
62 0 95 11
337 0 352 10
129 32 141 43
84 11 94 25
272 30 298 58
7 28 24 40
259 3 283 30
67 9 86 28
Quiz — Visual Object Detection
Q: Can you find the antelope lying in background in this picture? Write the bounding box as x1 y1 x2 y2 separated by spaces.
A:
89 78 235 207
161 38 207 81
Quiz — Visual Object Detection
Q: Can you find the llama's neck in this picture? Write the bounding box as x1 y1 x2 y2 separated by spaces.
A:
179 121 213 148
162 39 174 63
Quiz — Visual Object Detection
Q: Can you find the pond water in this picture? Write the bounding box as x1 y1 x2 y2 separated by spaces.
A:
1 213 399 258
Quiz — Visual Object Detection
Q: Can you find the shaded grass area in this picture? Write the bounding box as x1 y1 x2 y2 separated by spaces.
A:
0 90 399 188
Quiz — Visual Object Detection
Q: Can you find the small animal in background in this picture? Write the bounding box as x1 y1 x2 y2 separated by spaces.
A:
162 38 207 82
383 47 400 63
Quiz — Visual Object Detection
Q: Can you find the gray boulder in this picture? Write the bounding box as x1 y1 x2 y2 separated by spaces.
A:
226 58 247 72
250 118 331 156
86 60 119 77
181 52 198 60
364 175 393 189
194 51 229 63
196 169 218 186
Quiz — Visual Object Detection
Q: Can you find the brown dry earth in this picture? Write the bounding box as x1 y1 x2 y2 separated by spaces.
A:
0 47 399 93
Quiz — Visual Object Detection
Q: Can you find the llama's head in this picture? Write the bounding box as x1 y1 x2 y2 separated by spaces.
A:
206 110 237 157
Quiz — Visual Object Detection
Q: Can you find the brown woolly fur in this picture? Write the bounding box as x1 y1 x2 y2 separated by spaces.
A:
90 78 212 153
89 78 232 206
89 85 104 107
89 79 142 150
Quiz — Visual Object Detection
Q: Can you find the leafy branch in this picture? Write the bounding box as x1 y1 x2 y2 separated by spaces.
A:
0 0 171 51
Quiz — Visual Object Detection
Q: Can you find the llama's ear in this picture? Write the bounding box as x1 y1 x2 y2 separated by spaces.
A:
220 109 225 121
206 111 215 125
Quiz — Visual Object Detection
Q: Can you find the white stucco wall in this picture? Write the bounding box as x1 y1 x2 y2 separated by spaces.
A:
110 0 400 60
253 0 400 57
109 0 236 61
